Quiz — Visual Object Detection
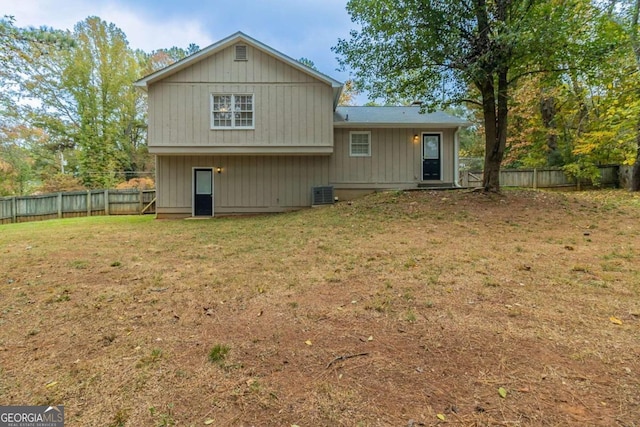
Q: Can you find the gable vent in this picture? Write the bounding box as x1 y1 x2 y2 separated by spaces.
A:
312 186 334 205
235 45 248 61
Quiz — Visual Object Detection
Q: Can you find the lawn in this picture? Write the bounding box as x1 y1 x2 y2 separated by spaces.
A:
0 189 639 426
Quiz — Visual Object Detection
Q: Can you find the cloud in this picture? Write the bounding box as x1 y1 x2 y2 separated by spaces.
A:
97 5 213 52
1 0 213 52
2 0 361 96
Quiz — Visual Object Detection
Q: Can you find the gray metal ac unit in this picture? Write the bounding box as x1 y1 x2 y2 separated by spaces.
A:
312 186 334 205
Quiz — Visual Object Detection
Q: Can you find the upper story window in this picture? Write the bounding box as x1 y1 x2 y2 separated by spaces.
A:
349 131 371 157
211 94 254 129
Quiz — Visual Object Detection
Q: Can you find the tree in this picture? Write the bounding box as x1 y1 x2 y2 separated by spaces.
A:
3 17 150 189
334 0 613 191
502 12 633 184
298 57 360 106
63 17 144 188
607 0 640 190
338 79 360 106
297 57 316 70
141 44 200 75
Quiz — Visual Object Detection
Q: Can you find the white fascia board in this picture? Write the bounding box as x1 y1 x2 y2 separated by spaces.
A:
135 31 343 90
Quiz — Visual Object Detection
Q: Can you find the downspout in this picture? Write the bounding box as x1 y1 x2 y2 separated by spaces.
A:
454 127 461 187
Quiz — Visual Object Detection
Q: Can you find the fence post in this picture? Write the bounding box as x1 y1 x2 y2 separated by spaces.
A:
87 190 92 217
11 197 17 224
104 189 110 215
533 168 537 189
139 189 144 214
57 192 63 219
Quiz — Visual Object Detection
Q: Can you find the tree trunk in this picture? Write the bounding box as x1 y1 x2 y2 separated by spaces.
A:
481 78 500 192
481 69 508 192
540 95 559 164
631 118 640 191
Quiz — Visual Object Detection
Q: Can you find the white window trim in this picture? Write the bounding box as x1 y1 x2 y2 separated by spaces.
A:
349 131 371 157
210 94 255 130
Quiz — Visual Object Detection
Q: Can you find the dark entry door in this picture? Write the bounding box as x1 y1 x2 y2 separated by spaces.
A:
194 168 213 216
422 134 441 180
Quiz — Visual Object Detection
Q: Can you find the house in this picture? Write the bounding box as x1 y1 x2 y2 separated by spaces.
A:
134 32 469 218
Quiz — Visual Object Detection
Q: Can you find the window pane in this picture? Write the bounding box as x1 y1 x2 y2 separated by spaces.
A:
235 95 252 111
213 112 232 127
213 95 231 112
212 94 253 128
351 133 370 156
423 135 440 159
196 170 212 195
236 112 253 127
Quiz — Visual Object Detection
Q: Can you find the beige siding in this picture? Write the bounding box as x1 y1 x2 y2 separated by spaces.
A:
330 128 456 188
156 155 330 217
164 45 317 84
148 44 334 152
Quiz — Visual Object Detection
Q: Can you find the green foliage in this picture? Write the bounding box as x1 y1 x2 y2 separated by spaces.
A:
297 57 317 70
64 17 143 188
504 12 635 181
208 344 230 366
141 44 200 75
1 16 153 192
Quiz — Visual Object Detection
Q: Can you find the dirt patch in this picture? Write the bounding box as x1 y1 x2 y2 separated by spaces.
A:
0 189 639 426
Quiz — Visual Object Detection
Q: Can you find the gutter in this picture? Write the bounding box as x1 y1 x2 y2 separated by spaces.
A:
333 122 468 129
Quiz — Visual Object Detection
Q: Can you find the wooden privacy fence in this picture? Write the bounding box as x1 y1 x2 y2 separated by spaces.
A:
460 165 621 189
0 189 156 225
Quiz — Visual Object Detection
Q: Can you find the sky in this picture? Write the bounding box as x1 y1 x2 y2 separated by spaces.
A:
1 0 358 84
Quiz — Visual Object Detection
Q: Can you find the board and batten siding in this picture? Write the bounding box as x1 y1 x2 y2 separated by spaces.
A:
147 44 334 152
330 128 456 189
156 155 330 217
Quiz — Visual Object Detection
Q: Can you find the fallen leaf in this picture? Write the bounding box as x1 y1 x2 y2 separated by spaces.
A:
204 419 215 425
498 387 507 398
305 340 312 346
609 316 623 325
45 381 58 388
436 413 446 420
367 336 373 341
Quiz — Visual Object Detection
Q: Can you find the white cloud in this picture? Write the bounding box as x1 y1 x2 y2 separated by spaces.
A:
97 5 213 52
2 0 363 98
1 0 213 52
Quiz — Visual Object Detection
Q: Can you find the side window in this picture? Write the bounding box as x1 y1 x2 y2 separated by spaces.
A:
349 131 371 157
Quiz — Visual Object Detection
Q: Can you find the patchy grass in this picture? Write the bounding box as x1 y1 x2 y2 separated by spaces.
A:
1 189 639 426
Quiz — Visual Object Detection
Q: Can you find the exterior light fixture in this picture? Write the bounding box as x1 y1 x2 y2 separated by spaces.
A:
216 167 222 174
413 134 420 143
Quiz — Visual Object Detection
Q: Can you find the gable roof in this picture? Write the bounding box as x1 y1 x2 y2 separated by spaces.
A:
135 31 344 108
334 106 471 128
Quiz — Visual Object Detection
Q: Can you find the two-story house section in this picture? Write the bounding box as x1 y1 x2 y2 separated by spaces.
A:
135 32 468 218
